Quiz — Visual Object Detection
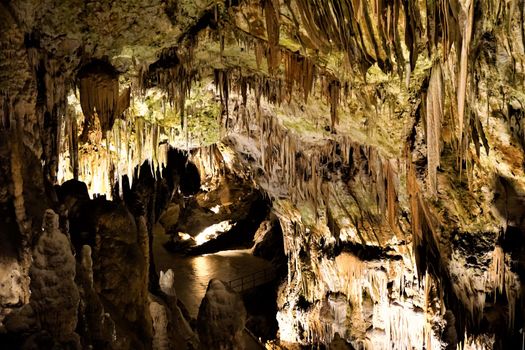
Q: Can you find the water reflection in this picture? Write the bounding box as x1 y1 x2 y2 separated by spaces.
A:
153 224 272 317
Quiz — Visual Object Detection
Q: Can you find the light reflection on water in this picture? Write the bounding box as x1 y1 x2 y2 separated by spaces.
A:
153 225 272 318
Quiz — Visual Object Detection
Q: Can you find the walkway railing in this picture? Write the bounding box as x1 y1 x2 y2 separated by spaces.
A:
227 267 277 293
226 268 278 349
243 327 266 349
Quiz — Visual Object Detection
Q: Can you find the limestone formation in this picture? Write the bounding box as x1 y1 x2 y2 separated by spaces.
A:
150 269 198 350
2 0 525 349
5 209 80 348
76 245 117 349
197 279 247 350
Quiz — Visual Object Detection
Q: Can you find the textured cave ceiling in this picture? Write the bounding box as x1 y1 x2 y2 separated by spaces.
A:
2 0 525 349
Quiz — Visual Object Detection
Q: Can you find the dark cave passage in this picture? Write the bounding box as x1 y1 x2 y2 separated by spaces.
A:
150 146 286 346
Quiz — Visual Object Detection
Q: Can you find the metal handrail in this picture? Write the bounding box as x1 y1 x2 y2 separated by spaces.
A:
244 327 266 349
227 267 276 292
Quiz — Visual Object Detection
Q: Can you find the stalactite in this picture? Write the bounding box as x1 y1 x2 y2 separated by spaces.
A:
255 41 264 70
489 246 505 296
327 78 340 129
457 0 475 170
214 69 230 128
426 63 443 195
78 60 119 139
218 25 349 121
276 230 441 348
391 0 407 79
143 47 196 131
283 51 316 103
71 115 78 179
362 0 388 70
487 245 520 330
292 0 415 73
402 0 423 71
57 94 177 199
385 159 399 233
470 110 489 159
116 87 131 118
264 0 281 75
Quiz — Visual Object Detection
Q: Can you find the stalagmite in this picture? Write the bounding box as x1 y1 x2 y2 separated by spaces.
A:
197 279 246 349
5 210 80 347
